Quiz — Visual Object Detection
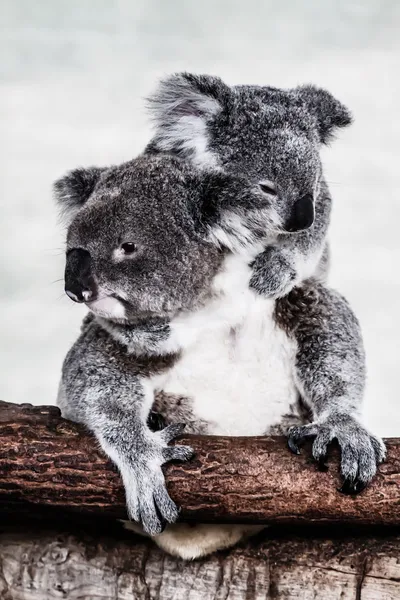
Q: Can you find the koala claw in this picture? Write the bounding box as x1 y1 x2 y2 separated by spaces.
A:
120 423 194 536
250 248 297 299
147 410 166 432
287 434 303 455
287 416 386 494
338 478 367 495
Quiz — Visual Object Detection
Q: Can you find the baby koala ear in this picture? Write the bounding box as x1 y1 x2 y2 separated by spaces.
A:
146 72 230 165
53 166 105 224
297 85 352 144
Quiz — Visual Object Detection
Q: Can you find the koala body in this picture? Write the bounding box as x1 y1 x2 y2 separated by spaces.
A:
55 151 385 560
146 73 352 298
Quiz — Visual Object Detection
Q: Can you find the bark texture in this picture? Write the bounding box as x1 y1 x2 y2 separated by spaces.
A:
0 401 399 525
0 521 399 599
0 401 400 599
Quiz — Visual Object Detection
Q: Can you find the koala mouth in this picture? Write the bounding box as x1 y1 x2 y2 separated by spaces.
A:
86 293 176 324
85 294 128 321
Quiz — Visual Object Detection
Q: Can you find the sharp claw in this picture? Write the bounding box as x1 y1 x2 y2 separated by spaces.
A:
317 457 329 472
338 477 367 495
288 436 301 455
147 411 166 432
352 479 368 494
338 478 355 494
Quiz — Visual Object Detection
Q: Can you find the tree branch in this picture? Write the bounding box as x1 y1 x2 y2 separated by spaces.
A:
0 401 399 525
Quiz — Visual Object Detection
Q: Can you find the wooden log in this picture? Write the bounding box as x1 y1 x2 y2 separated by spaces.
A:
0 519 399 599
0 401 399 526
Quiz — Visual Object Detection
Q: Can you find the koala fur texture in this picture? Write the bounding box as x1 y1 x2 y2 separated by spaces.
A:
55 146 385 559
146 72 352 298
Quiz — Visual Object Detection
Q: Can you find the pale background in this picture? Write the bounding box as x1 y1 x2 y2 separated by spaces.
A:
1 1 399 435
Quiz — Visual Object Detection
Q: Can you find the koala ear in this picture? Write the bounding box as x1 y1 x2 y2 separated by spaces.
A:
146 72 231 165
297 85 352 144
53 167 105 223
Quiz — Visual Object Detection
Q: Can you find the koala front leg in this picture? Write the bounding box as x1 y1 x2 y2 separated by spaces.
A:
59 327 193 535
277 284 386 493
96 404 192 534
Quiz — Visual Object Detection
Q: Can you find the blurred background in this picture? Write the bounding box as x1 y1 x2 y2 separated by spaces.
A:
1 1 399 434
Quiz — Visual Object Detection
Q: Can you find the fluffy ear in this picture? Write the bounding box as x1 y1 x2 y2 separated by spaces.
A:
53 167 105 223
193 172 281 252
146 73 231 165
297 85 352 144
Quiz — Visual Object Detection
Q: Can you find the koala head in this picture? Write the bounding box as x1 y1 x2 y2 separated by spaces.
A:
146 73 352 233
54 154 281 322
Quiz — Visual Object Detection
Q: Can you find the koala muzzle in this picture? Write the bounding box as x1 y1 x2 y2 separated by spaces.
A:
65 248 97 303
284 193 315 233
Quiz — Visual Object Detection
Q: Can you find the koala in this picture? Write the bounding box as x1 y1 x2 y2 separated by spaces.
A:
55 152 385 560
145 72 352 298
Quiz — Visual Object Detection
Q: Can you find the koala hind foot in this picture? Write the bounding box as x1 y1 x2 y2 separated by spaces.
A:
288 413 386 494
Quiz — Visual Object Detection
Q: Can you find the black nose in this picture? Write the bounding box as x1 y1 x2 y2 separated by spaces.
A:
65 248 96 303
284 193 315 233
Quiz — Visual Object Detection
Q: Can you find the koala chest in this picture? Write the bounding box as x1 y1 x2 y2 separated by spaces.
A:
149 295 299 436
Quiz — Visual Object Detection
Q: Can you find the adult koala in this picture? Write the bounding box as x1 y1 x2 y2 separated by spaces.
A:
146 72 350 297
55 152 384 560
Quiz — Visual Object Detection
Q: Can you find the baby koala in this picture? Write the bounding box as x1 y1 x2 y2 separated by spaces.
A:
55 152 385 560
146 72 352 297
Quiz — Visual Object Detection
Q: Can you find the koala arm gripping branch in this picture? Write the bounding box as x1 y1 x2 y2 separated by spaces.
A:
58 321 193 535
276 284 386 493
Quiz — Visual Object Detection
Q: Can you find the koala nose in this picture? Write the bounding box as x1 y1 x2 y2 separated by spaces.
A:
284 193 315 233
64 248 97 303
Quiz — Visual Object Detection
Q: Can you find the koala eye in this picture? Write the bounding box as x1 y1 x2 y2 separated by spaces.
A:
259 180 277 196
121 242 137 255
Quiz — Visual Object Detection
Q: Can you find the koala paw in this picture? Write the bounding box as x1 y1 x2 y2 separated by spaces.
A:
249 247 297 299
116 423 194 536
287 414 386 494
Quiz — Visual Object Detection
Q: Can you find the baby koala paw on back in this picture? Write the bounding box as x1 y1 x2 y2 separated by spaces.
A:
249 247 297 299
288 413 386 493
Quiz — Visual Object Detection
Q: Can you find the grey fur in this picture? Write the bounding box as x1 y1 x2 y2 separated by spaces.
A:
58 307 189 535
55 102 384 544
146 73 351 298
145 73 385 492
275 284 386 490
55 153 287 535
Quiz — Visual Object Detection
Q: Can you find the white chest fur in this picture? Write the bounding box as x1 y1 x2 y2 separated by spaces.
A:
149 254 298 436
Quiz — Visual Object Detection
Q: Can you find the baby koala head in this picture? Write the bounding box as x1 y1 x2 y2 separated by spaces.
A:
55 154 282 322
146 73 352 233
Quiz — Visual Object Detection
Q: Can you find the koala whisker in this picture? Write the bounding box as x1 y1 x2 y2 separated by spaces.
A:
43 247 65 256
